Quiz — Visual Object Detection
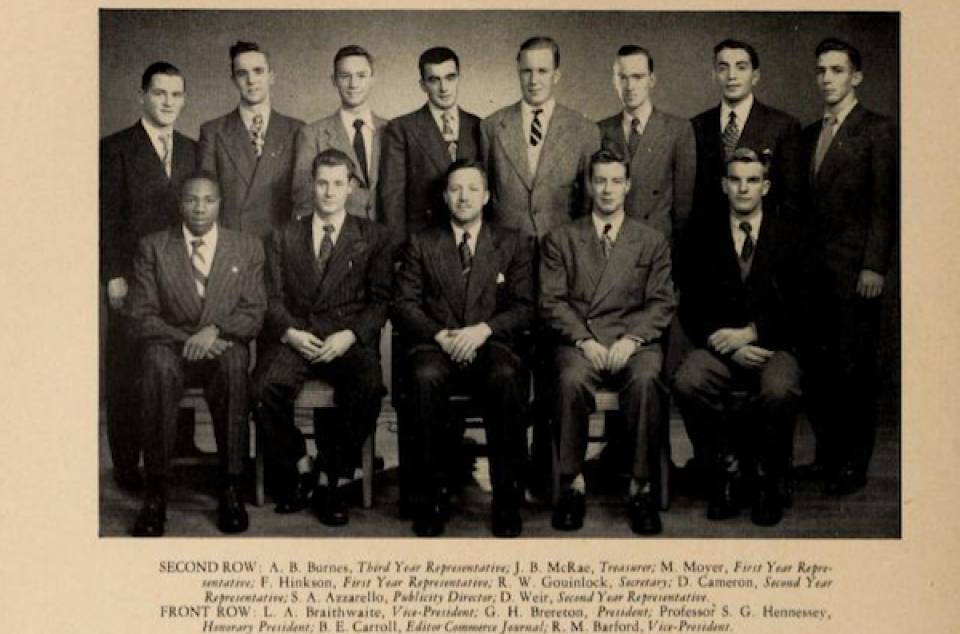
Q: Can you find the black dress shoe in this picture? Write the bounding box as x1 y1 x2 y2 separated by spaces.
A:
751 481 783 527
824 464 867 496
133 494 166 537
412 502 446 537
492 504 522 538
707 476 739 520
628 492 663 535
114 467 144 493
551 489 586 531
318 485 349 527
217 485 249 534
275 472 314 514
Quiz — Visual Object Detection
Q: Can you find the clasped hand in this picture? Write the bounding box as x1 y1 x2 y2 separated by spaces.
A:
435 323 492 365
183 325 232 361
285 328 356 363
580 337 638 373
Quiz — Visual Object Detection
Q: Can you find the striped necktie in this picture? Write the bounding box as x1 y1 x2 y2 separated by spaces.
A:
601 224 614 260
459 231 473 282
250 113 265 158
315 224 335 278
190 239 207 298
530 108 544 147
441 111 457 162
722 111 739 160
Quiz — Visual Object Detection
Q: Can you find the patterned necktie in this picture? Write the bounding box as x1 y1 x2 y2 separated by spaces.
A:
530 108 544 147
459 230 473 281
601 223 614 260
352 119 369 186
190 238 207 298
627 117 642 157
813 114 838 175
739 221 755 262
159 133 172 178
722 111 739 160
315 224 335 278
441 111 458 162
250 113 265 158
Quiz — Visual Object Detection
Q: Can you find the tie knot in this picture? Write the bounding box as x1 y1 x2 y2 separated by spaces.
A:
252 113 263 128
631 117 641 132
739 221 751 235
603 223 613 237
728 111 737 123
322 223 334 235
532 108 543 119
824 114 836 126
190 238 204 252
461 231 471 243
442 111 453 123
353 119 364 132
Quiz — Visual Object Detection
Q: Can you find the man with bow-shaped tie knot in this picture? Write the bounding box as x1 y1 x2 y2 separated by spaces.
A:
127 172 267 537
254 149 392 527
393 159 535 538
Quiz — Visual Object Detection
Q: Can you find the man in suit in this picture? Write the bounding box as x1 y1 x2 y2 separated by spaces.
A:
127 172 266 536
673 149 808 527
599 45 696 249
799 38 897 495
100 61 198 492
379 47 483 249
540 149 675 535
393 160 535 538
690 39 803 226
292 45 387 221
254 149 392 527
481 36 601 241
198 41 304 239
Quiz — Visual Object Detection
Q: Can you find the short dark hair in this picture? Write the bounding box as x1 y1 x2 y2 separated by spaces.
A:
616 45 654 73
229 41 270 72
445 158 488 189
141 61 184 92
588 148 630 180
418 47 459 79
311 148 357 180
714 39 760 69
815 37 862 72
333 45 374 74
517 36 560 68
181 170 221 198
724 147 770 177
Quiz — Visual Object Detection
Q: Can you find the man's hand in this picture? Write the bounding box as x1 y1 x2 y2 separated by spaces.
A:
857 269 885 299
204 338 234 359
708 325 757 355
607 337 639 373
579 339 609 372
107 277 128 310
284 328 324 361
183 325 220 361
730 345 775 369
313 329 357 364
447 323 492 365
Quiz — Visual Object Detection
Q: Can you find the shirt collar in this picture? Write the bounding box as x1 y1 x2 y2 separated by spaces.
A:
451 218 482 245
730 209 763 234
428 103 458 130
521 97 556 122
623 101 653 133
720 93 755 130
339 107 374 132
592 210 626 241
182 222 219 249
140 117 174 144
238 101 272 130
313 209 347 239
825 94 858 127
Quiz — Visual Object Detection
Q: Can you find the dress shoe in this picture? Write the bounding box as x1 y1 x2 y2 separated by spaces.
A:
824 464 867 496
217 485 249 534
751 480 783 527
491 504 522 538
132 494 166 537
275 472 314 514
551 489 586 531
318 485 349 527
628 492 663 535
707 475 739 520
412 501 446 537
114 467 144 493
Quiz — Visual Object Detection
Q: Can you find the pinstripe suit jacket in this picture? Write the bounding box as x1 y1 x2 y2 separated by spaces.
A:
263 213 392 349
128 226 267 345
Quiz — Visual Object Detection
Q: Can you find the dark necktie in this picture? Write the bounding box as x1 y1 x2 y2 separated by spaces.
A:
739 221 754 262
189 238 207 298
601 223 614 260
722 111 739 160
459 230 473 282
315 224 335 278
250 113 265 158
352 119 368 186
530 108 544 147
627 117 642 157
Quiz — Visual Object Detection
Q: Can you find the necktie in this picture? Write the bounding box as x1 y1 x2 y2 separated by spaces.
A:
250 113 265 158
627 117 642 157
189 238 207 298
159 133 172 178
352 119 369 186
530 108 544 147
739 221 754 262
458 231 473 281
813 114 838 175
601 223 614 260
315 224 335 278
441 111 457 162
722 111 739 160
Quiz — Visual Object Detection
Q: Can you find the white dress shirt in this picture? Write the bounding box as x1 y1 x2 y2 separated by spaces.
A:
730 209 763 258
720 93 755 135
521 98 556 176
622 101 653 141
312 210 347 256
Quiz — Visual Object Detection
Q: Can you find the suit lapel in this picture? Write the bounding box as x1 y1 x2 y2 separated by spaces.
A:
131 124 169 182
815 104 865 193
223 110 257 187
738 101 768 152
369 115 386 190
573 219 604 300
199 229 237 324
746 213 776 283
411 105 452 173
427 226 468 320
591 219 639 310
252 111 290 185
317 216 363 303
638 110 670 162
496 104 534 191
701 105 723 169
162 227 204 322
534 106 572 185
326 114 366 185
464 224 499 321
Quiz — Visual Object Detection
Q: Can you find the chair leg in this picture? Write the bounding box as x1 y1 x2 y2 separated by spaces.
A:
361 430 375 509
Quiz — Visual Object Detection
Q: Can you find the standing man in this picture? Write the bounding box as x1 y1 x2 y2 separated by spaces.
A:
540 149 675 535
690 39 802 226
800 38 897 495
198 41 304 239
481 36 601 241
254 149 392 527
128 172 266 537
100 61 197 492
393 160 534 538
673 149 809 527
599 45 696 248
293 45 387 221
379 47 483 248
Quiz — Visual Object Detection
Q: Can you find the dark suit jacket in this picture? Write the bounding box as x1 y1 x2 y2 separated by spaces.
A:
677 208 812 352
100 122 197 282
801 103 897 299
540 216 675 347
264 213 392 349
599 109 696 245
198 109 304 239
379 105 482 246
128 226 266 345
481 102 601 239
392 222 534 347
292 112 388 221
691 100 803 220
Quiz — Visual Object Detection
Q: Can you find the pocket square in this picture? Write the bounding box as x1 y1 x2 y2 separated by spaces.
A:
496 272 505 284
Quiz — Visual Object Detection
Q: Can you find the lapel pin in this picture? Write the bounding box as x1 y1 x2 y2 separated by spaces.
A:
497 272 506 284
231 266 239 273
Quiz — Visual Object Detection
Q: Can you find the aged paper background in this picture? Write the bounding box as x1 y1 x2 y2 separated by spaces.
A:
2 0 958 632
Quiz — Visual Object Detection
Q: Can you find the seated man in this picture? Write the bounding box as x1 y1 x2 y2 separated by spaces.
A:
540 149 675 535
673 148 809 527
393 159 535 538
128 171 267 536
254 149 392 527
